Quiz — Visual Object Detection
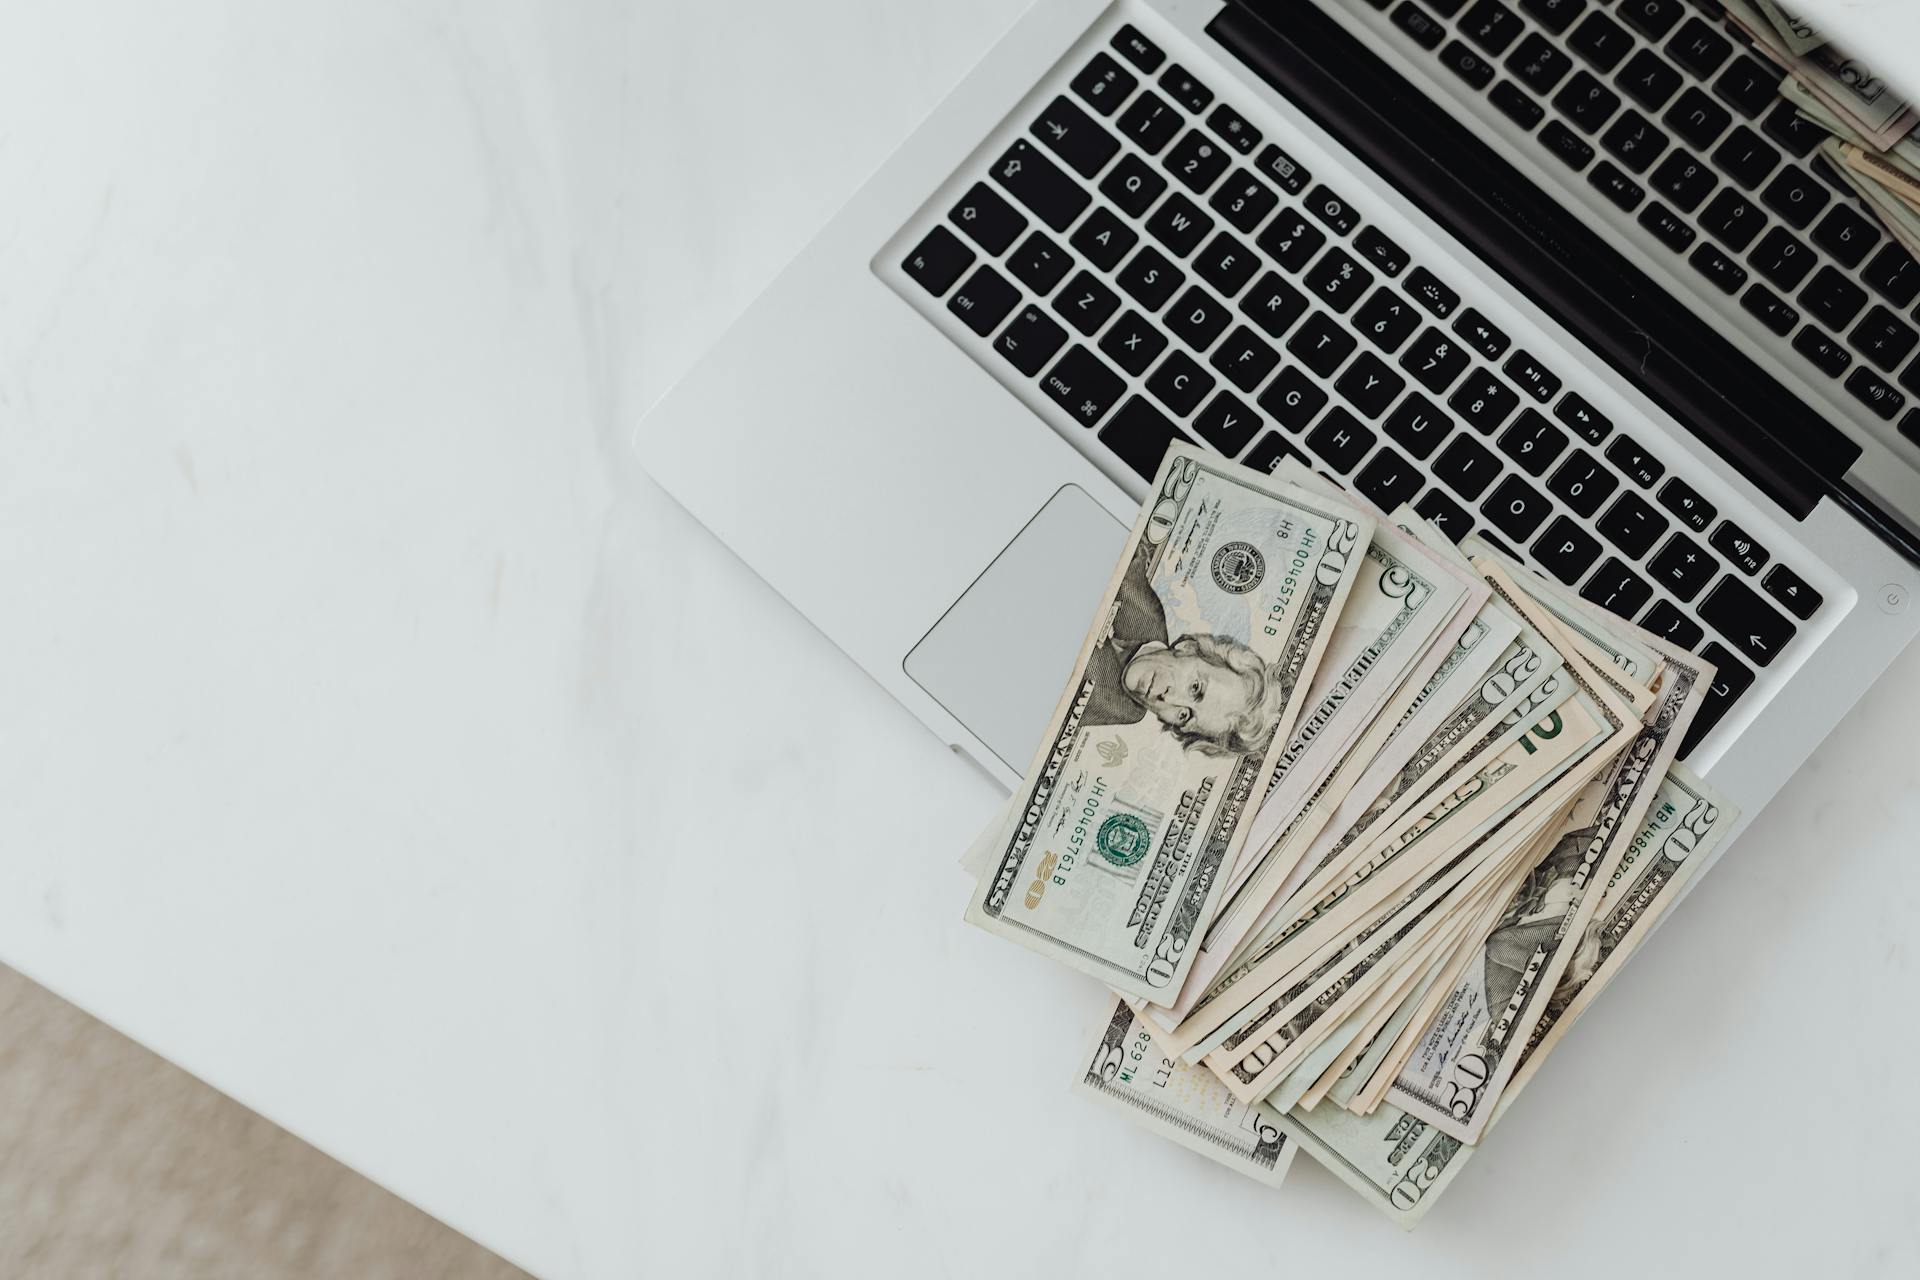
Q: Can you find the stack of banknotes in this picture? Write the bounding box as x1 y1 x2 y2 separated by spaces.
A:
960 444 1737 1225
1722 1 1920 255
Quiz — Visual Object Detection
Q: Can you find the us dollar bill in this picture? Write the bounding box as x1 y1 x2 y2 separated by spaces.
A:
1280 1102 1471 1228
1074 998 1295 1189
1755 0 1825 55
966 445 1374 1003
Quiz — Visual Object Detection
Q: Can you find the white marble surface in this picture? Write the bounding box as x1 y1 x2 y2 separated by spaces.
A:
4 2 1919 1276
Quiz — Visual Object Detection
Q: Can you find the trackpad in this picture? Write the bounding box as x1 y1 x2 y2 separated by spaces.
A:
905 484 1126 773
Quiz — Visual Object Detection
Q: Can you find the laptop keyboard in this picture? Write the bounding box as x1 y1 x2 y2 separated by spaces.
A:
1350 0 1920 449
885 15 1831 756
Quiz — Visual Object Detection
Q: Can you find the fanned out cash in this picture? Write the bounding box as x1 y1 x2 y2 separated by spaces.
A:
961 448 1740 1224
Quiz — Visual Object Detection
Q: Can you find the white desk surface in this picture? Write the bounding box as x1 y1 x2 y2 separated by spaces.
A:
5 3 1919 1276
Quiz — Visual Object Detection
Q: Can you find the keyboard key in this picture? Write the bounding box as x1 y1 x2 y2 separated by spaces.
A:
1845 367 1906 420
1099 308 1170 375
1762 164 1830 229
1507 33 1572 95
1356 447 1427 510
1146 193 1214 257
1712 126 1780 190
1165 130 1231 192
1289 311 1359 376
1402 327 1474 394
1355 227 1410 277
950 182 1027 254
1556 72 1623 134
1117 91 1182 154
1801 266 1868 332
1521 0 1586 36
1596 491 1667 557
1305 248 1373 312
1715 55 1783 120
1648 532 1715 599
1167 285 1233 349
1337 351 1407 418
1104 157 1169 221
1258 365 1329 431
1415 488 1475 540
1681 641 1754 755
1602 109 1670 173
1534 516 1603 584
1605 434 1664 487
1546 448 1619 516
1071 53 1137 117
1541 120 1598 170
1034 95 1120 179
1580 556 1654 618
1491 81 1546 130
1700 189 1765 253
1194 231 1260 296
1391 1 1450 51
1568 12 1634 73
1650 148 1717 212
1632 202 1694 257
1665 87 1732 151
1740 283 1800 337
1504 350 1561 402
1354 289 1422 353
1618 0 1681 40
1812 203 1881 269
1616 48 1682 112
1405 266 1461 318
1384 393 1454 458
1762 564 1823 620
1452 308 1511 360
1554 393 1610 445
1482 474 1554 540
1862 243 1920 309
1305 185 1363 237
1211 325 1282 391
1101 396 1196 480
1042 344 1126 426
1791 324 1851 378
1689 241 1748 294
991 140 1090 231
1589 160 1646 211
1761 100 1826 159
1751 226 1816 291
1307 406 1378 472
1666 17 1732 80
1206 104 1262 154
1159 64 1214 114
1434 433 1503 499
1640 599 1703 649
1852 306 1920 372
1240 272 1310 338
1440 39 1499 89
1070 207 1138 271
994 305 1067 376
1244 430 1308 475
1112 24 1165 73
1460 0 1525 53
1906 408 1920 443
1253 143 1313 196
1499 407 1569 474
1052 271 1122 336
1449 368 1520 431
1195 390 1264 455
1697 575 1794 666
1709 520 1769 575
1256 209 1326 272
1210 173 1279 231
902 225 973 295
948 265 1020 335
1116 245 1185 311
1146 350 1215 416
1656 476 1716 532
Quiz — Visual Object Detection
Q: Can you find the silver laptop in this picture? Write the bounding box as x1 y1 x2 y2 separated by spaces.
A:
633 0 1920 846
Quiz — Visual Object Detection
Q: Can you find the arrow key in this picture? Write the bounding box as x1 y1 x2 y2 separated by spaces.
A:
1697 574 1795 667
948 182 1027 256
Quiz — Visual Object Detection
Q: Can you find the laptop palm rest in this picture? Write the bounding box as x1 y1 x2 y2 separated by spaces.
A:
905 484 1126 775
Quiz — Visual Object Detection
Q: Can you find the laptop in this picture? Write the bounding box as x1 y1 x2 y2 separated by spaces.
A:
633 0 1920 853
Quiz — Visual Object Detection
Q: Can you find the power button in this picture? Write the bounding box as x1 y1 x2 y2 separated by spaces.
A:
1879 583 1910 615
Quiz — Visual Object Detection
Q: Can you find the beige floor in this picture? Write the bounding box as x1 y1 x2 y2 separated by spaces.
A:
0 965 528 1279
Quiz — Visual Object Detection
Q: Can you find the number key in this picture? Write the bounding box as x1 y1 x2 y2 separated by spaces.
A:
1546 448 1619 516
1304 248 1372 313
1498 407 1569 475
1448 368 1519 431
1402 327 1474 393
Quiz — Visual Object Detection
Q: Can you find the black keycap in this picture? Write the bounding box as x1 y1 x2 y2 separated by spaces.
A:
1555 393 1611 445
1042 344 1126 426
1590 160 1647 211
1521 0 1586 36
1741 283 1800 337
994 305 1068 376
1305 185 1363 236
1211 325 1282 391
1505 350 1561 402
1240 272 1310 338
1355 227 1410 277
1146 193 1215 257
1791 324 1852 378
1680 641 1754 756
1750 226 1816 291
1441 39 1499 89
1452 308 1511 360
1665 87 1732 151
1253 143 1313 196
1688 241 1749 294
1117 91 1183 155
1650 145 1716 210
1289 312 1359 377
1258 366 1329 431
1846 367 1906 420
1207 104 1262 154
1434 433 1503 499
1305 248 1373 313
1113 24 1165 73
1146 350 1215 416
1862 244 1920 309
1102 154 1169 219
1666 17 1732 80
1761 165 1830 229
1762 564 1823 620
1116 245 1184 311
1761 100 1826 159
1547 448 1619 516
1656 477 1716 532
1354 288 1422 353
1401 327 1474 395
1194 232 1260 296
1210 173 1280 232
1461 0 1525 53
1244 430 1308 475
948 265 1020 335
1618 0 1681 40
1901 360 1920 400
1052 270 1122 336
1853 306 1919 372
991 141 1090 231
1640 599 1704 649
1712 126 1780 190
1491 81 1547 130
1337 351 1407 418
1256 209 1326 272
1617 49 1683 112
1715 54 1784 120
1449 367 1520 431
1164 130 1231 193
1159 64 1214 114
1507 33 1573 95
1167 285 1233 349
1391 1 1449 50
1307 406 1379 472
1482 473 1554 540
1580 556 1654 618
1906 409 1920 443
1072 52 1137 117
1568 12 1634 73
1710 519 1769 575
1499 407 1570 474
1534 516 1603 584
1034 95 1120 179
1195 390 1264 454
1812 204 1881 270
1638 201 1696 252
903 225 974 295
950 182 1028 254
1070 208 1139 271
1801 266 1868 332
1384 393 1454 458
1405 267 1461 318
1596 491 1667 557
1541 120 1598 170
1415 488 1475 540
1697 574 1794 666
1100 310 1170 375
1102 396 1196 480
1605 434 1664 487
1356 447 1427 510
1648 531 1715 599
1556 71 1623 134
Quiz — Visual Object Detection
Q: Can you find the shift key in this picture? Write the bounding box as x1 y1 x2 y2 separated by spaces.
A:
991 140 1091 231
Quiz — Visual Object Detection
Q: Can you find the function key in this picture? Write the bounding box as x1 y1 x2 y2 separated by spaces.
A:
1680 642 1755 757
1697 574 1795 667
1111 24 1165 74
950 182 1028 255
1033 96 1120 178
1541 120 1597 171
1605 434 1664 487
1638 201 1696 253
1042 345 1127 427
1656 476 1716 532
1689 242 1748 295
1391 2 1449 51
1159 64 1214 113
1206 104 1262 154
1553 391 1610 443
1491 82 1547 131
1071 53 1138 117
1641 600 1703 650
991 140 1091 231
1118 91 1183 155
1452 308 1511 359
902 225 974 295
1253 143 1313 195
1305 184 1362 235
1845 368 1906 421
1440 39 1499 90
1762 564 1823 620
1715 55 1784 120
1741 283 1800 338
1709 519 1769 575
1504 349 1561 402
1101 398 1195 482
1792 325 1852 379
1355 226 1410 276
1404 266 1460 318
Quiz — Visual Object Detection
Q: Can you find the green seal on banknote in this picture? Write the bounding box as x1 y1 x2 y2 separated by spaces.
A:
1096 813 1153 868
